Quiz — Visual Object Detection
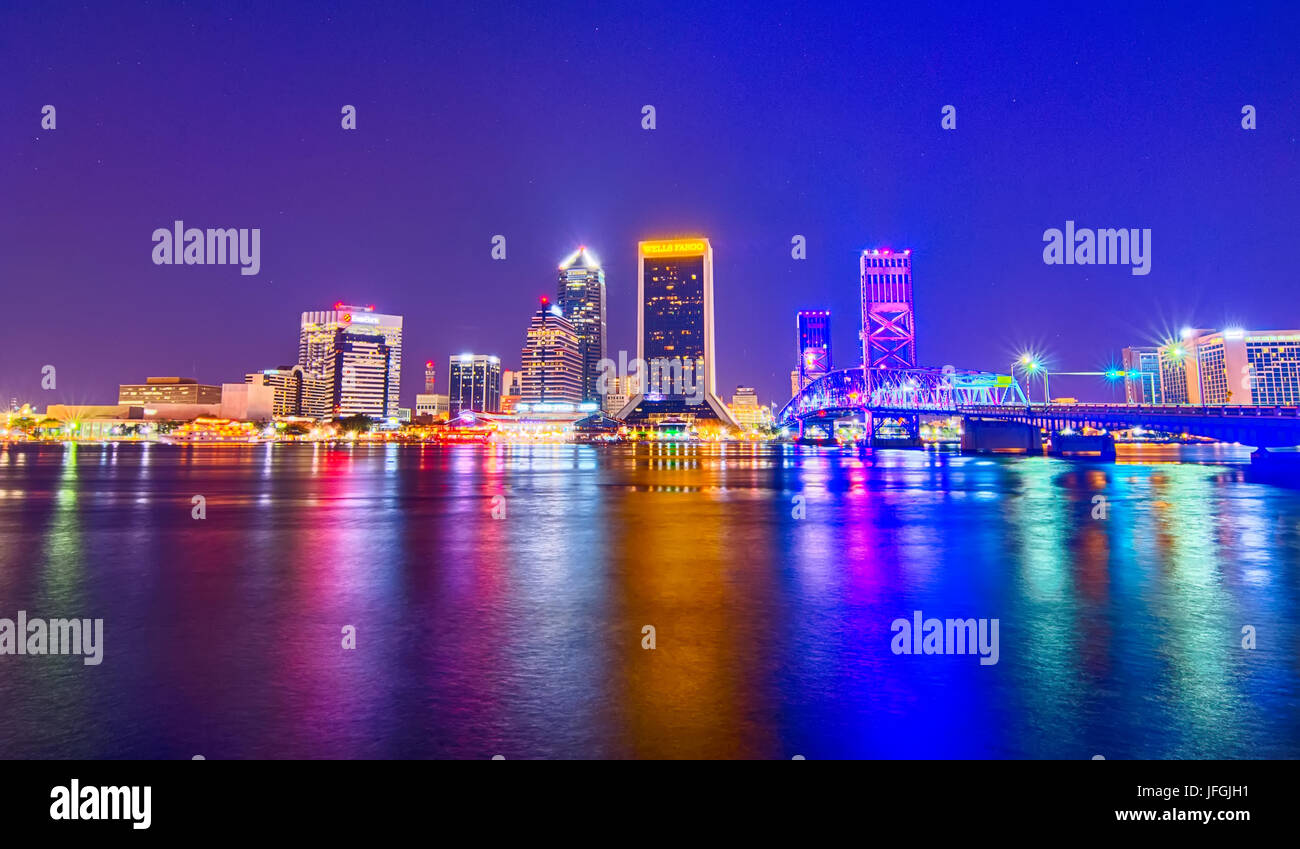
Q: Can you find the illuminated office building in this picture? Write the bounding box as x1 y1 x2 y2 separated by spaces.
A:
119 377 222 406
616 237 735 425
1163 328 1300 406
600 375 634 417
424 361 436 393
729 386 771 429
299 304 403 418
521 298 585 405
556 246 607 403
860 248 916 369
327 331 393 419
448 354 502 415
246 365 331 419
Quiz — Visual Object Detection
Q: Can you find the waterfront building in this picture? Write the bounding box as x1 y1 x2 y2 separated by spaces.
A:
729 386 771 429
521 297 585 405
299 304 403 418
219 382 275 422
415 393 449 420
119 377 222 406
246 365 329 418
327 331 394 419
601 375 632 417
1164 328 1300 405
616 238 736 426
448 354 502 415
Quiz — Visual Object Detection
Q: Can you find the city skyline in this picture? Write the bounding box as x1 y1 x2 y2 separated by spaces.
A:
4 2 1297 411
5 0 1300 786
5 236 1299 415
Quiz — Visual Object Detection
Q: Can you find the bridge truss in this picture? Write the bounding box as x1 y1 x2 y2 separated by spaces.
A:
778 367 1028 425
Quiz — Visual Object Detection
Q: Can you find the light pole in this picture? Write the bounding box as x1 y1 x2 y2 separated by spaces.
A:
1016 355 1047 404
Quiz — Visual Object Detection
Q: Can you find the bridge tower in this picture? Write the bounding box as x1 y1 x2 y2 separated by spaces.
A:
860 248 919 445
859 249 917 369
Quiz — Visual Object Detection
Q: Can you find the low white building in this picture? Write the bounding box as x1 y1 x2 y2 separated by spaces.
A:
220 382 275 422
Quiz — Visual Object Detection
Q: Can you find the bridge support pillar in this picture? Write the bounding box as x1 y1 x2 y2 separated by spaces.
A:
1249 447 1300 484
960 418 1042 454
872 414 921 448
1048 431 1117 460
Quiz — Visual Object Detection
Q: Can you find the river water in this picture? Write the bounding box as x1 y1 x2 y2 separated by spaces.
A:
0 441 1296 759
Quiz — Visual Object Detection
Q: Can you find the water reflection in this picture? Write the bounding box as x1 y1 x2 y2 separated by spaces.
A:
0 442 1296 759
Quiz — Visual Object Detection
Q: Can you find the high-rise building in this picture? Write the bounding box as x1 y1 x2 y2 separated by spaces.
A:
860 248 916 369
790 369 802 399
299 304 403 418
1162 328 1300 406
1121 347 1162 405
557 246 607 403
327 331 393 419
448 354 501 415
796 310 832 389
617 238 735 425
521 297 585 405
424 361 436 394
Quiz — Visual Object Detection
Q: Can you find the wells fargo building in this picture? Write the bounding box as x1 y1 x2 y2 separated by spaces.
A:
617 238 736 426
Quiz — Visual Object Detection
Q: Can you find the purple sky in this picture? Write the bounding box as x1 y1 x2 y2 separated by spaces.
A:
2 0 1298 408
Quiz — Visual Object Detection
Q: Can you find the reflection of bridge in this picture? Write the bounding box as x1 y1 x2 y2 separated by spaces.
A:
779 367 1300 452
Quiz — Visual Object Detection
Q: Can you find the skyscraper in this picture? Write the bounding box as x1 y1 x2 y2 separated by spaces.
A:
617 238 735 425
556 246 607 403
860 249 916 369
448 354 502 415
520 296 585 405
299 304 403 418
424 361 436 394
796 310 832 389
327 331 393 418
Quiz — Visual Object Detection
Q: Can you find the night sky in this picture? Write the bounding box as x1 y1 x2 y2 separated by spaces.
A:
3 0 1298 409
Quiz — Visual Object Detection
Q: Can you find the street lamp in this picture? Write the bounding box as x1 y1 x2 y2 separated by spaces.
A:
1015 354 1049 404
